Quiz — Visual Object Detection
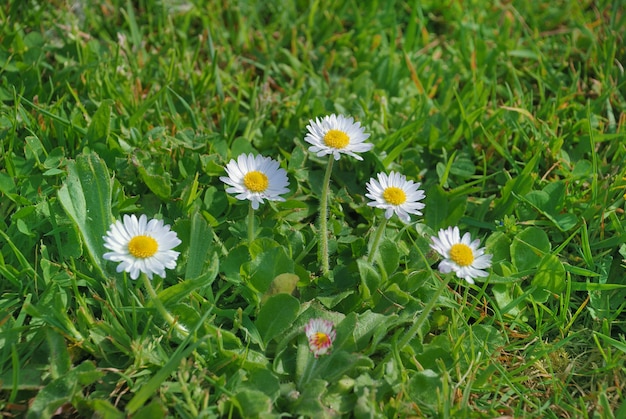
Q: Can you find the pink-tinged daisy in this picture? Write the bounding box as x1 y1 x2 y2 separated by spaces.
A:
365 171 426 223
103 214 181 280
304 114 372 161
305 318 336 357
220 153 289 210
430 226 492 284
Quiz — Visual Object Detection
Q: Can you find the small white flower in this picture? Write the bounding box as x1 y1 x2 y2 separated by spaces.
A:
220 153 290 210
365 171 426 223
304 114 372 161
103 214 181 280
430 226 492 284
304 318 336 357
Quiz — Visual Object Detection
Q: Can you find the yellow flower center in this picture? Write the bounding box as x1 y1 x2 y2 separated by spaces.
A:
243 171 269 192
312 332 331 349
323 129 350 149
449 243 474 267
128 235 158 258
383 186 407 205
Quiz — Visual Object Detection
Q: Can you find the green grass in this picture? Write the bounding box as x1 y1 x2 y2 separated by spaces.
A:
1 0 625 417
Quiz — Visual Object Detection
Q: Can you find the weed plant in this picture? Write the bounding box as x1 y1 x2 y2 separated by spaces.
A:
0 0 625 417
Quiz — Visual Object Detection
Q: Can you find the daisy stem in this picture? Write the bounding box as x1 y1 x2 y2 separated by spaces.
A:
299 356 319 388
367 217 388 264
319 156 334 275
141 274 188 336
248 202 255 245
397 273 451 351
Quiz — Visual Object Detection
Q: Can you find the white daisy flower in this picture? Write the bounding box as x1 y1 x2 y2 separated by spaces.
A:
220 153 290 210
304 318 336 357
365 171 426 223
103 214 181 280
304 114 373 161
430 226 492 284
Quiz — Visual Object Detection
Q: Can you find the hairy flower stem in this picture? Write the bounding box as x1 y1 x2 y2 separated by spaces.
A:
141 274 188 336
248 202 255 245
319 156 334 275
367 217 388 264
299 356 319 389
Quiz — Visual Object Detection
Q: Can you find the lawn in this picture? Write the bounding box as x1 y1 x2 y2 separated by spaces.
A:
1 0 625 417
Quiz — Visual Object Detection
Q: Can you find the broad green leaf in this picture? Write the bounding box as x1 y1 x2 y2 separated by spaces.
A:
407 369 442 414
485 231 511 272
248 247 294 295
294 379 334 418
86 99 112 144
424 184 466 231
249 237 281 258
0 172 16 194
288 145 306 172
132 401 165 419
201 185 228 220
46 328 71 379
184 212 215 281
256 293 300 346
0 366 43 391
25 135 45 163
470 324 506 349
525 182 566 217
231 136 256 156
491 152 540 220
160 272 219 307
318 350 373 383
43 147 64 170
449 154 476 179
333 312 358 351
27 361 102 419
520 183 577 231
273 199 317 223
571 159 592 178
261 272 299 304
510 227 550 272
374 283 410 313
531 254 566 302
492 283 524 317
357 259 380 301
58 152 112 279
352 311 389 351
133 153 172 200
316 290 355 310
525 190 550 211
554 213 579 231
221 245 249 279
84 400 125 419
378 238 399 277
414 335 453 370
542 181 566 212
242 369 281 401
231 390 272 417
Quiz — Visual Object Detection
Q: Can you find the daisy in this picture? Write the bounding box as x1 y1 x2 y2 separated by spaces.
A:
365 171 426 223
430 226 492 284
304 114 373 161
304 318 336 357
103 214 181 280
220 153 289 210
